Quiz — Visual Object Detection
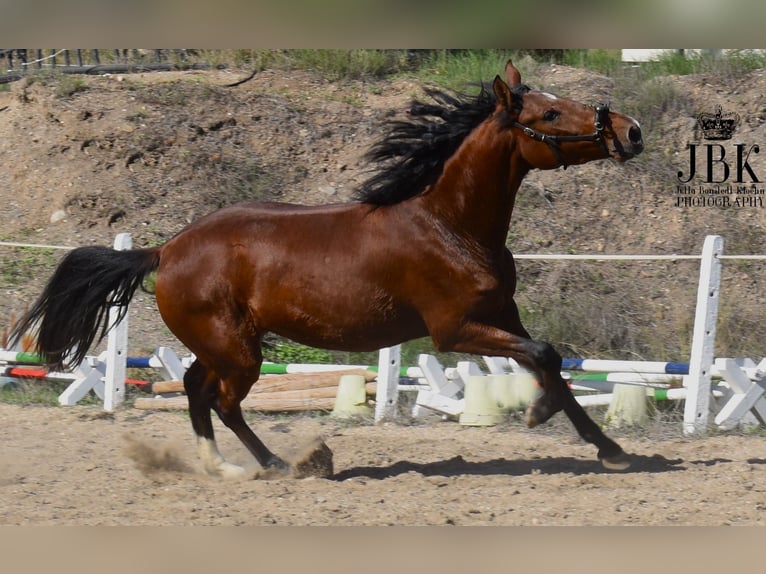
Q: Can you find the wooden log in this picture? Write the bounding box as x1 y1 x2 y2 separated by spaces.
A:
255 382 377 400
135 381 378 412
254 369 377 393
155 382 374 401
134 395 341 412
148 382 377 402
150 380 185 394
147 369 378 395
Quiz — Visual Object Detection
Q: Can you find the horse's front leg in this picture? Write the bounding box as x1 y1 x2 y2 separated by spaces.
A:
433 313 630 470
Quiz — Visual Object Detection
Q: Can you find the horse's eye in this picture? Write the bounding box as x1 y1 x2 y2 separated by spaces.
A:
543 110 559 121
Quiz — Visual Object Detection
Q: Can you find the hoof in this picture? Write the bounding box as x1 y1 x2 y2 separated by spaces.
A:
217 461 248 479
525 400 555 428
525 405 540 428
266 455 290 471
599 450 631 471
254 456 292 480
197 437 247 479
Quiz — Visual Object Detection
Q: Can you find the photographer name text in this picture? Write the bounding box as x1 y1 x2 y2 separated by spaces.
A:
674 184 764 208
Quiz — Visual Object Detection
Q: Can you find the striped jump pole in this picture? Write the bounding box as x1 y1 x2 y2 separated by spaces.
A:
566 371 686 393
562 358 690 375
0 350 47 364
576 386 725 407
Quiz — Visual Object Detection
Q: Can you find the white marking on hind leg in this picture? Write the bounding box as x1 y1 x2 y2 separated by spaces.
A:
197 436 246 479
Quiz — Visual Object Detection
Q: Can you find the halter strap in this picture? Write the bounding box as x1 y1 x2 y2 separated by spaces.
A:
513 103 611 169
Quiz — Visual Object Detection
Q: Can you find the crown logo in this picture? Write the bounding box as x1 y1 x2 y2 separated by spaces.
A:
697 104 740 140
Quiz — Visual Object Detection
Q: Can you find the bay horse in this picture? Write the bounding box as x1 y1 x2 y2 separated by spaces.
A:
10 60 643 477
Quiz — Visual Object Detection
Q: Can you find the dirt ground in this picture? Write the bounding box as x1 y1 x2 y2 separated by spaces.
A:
1 401 765 526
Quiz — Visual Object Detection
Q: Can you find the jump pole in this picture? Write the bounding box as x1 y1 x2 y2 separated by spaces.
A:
576 386 726 407
0 351 47 364
561 358 690 375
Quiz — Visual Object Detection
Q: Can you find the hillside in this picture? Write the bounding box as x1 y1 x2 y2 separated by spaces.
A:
1 60 765 364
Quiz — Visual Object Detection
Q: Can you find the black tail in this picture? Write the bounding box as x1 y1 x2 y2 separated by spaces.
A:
8 245 161 370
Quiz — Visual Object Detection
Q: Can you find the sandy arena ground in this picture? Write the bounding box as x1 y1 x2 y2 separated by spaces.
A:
1 401 765 526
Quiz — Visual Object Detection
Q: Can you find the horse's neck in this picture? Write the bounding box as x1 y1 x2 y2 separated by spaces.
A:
420 123 529 251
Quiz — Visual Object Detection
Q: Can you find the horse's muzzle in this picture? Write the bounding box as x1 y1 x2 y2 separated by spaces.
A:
612 122 644 161
627 124 644 154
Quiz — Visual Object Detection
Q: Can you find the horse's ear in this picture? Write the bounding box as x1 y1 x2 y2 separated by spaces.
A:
493 74 517 116
505 59 522 87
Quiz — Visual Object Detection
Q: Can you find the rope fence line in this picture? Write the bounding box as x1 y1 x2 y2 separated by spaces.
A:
513 254 702 261
516 254 766 261
0 241 75 250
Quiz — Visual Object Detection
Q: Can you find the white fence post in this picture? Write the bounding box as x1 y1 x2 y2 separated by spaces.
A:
102 233 132 411
683 234 723 435
374 345 401 422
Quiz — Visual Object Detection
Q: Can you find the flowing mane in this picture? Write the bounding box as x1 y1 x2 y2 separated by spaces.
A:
355 82 530 206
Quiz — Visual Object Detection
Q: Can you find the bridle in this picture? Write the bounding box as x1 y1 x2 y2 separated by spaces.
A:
512 103 611 169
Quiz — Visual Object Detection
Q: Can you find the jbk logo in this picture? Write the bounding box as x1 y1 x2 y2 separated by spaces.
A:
676 104 761 184
677 143 760 183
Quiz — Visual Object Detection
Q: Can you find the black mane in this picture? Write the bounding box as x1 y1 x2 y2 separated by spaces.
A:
354 82 529 206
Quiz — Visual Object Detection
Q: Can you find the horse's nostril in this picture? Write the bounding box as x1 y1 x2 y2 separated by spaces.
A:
628 125 642 145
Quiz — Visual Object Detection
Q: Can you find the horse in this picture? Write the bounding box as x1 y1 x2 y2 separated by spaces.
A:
9 60 644 477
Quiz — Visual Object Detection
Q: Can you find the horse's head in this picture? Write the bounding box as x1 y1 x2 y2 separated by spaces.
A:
494 60 643 170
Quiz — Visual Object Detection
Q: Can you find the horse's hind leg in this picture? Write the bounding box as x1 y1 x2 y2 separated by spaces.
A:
212 364 290 474
184 360 250 479
185 355 288 478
